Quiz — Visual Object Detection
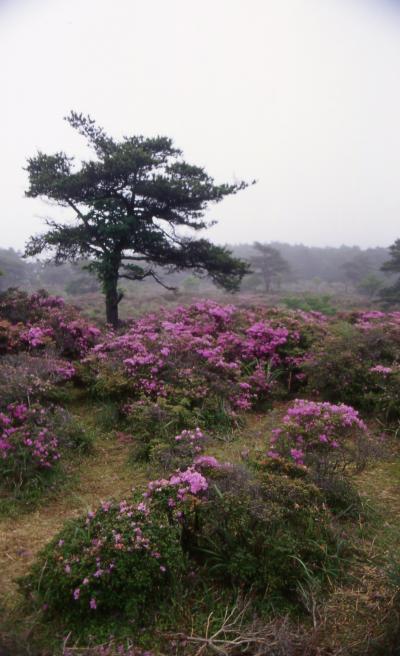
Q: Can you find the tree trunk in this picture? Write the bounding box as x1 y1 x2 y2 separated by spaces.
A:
105 276 120 327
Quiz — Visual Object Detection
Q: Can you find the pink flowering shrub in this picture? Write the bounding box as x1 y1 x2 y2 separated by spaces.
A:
0 353 76 408
83 301 318 445
0 402 92 492
21 455 341 626
0 402 61 488
146 460 339 600
0 288 62 325
0 289 100 358
20 498 185 622
267 399 369 475
149 426 208 470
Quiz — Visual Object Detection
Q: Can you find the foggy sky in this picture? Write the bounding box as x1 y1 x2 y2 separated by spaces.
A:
1 0 400 251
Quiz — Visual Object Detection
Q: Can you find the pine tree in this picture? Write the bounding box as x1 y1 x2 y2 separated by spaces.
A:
25 112 252 325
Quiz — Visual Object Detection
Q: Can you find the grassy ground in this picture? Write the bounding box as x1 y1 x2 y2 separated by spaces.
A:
0 402 400 655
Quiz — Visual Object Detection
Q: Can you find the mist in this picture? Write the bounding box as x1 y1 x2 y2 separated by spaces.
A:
1 0 400 250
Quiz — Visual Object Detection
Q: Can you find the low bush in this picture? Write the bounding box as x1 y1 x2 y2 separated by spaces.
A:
148 427 207 471
0 289 101 358
146 460 342 606
0 402 93 494
0 403 61 490
304 317 400 421
0 353 75 408
182 464 340 602
50 407 94 454
123 398 197 460
310 471 363 517
364 366 400 423
20 499 185 623
267 399 370 475
303 323 368 407
21 456 343 630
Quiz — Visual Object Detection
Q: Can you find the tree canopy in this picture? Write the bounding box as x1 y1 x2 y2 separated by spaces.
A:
24 112 252 325
380 239 400 304
250 242 289 292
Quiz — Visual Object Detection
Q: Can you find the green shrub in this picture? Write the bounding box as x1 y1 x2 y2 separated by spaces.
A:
124 398 197 461
149 427 207 471
304 323 369 407
304 322 400 421
257 456 363 517
181 464 341 602
51 408 94 454
311 472 363 517
19 499 185 623
283 293 337 315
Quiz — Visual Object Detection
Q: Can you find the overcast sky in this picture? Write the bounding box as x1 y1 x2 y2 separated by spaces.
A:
1 0 400 251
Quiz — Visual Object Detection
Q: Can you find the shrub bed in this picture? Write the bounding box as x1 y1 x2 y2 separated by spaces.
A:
20 456 343 627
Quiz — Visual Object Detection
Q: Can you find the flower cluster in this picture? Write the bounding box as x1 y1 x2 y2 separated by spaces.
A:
21 325 54 348
0 402 60 484
145 465 209 504
268 399 368 473
85 300 313 416
0 289 100 358
369 365 394 376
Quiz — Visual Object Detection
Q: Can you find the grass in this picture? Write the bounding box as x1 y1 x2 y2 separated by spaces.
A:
313 459 400 654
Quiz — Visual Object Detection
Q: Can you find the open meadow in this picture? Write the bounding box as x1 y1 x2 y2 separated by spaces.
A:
1 288 400 655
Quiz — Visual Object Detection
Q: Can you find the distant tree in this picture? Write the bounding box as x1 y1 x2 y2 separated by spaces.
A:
24 112 252 326
182 275 201 292
357 274 384 299
380 239 400 304
65 273 100 296
251 243 289 292
341 254 372 288
382 239 400 275
0 248 36 291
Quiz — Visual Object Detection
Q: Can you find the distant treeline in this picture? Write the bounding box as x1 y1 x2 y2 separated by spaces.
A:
0 242 393 297
232 242 389 284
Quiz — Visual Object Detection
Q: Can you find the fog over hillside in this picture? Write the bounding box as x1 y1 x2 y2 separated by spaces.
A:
0 242 392 299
